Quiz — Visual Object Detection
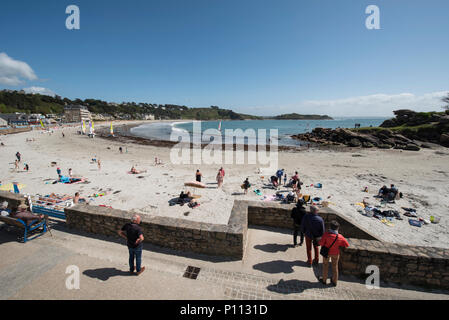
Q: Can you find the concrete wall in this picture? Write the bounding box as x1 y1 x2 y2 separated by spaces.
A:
340 238 449 289
65 202 247 259
246 200 379 241
0 127 31 135
0 191 25 211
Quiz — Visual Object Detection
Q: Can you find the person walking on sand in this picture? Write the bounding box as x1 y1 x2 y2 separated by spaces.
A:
14 159 19 171
68 168 73 177
195 169 202 183
119 147 123 154
319 220 349 286
301 205 325 267
97 159 101 170
216 168 224 188
243 177 251 195
16 152 21 163
118 214 145 275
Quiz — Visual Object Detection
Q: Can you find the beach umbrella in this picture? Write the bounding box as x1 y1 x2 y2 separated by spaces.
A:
40 119 45 129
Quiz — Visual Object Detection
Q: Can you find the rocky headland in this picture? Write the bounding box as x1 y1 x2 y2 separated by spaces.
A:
292 109 449 151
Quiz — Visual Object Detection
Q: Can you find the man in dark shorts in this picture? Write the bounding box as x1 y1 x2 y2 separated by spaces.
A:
118 214 145 275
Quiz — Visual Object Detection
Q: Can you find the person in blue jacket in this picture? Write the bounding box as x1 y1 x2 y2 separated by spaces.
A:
301 205 325 266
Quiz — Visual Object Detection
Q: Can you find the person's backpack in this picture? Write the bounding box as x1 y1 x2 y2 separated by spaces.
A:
291 207 298 219
320 234 339 258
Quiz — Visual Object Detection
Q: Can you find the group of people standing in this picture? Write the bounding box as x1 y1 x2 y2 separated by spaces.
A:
194 167 226 189
291 200 349 286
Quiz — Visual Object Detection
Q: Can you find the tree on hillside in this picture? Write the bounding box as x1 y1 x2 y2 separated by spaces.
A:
442 93 449 110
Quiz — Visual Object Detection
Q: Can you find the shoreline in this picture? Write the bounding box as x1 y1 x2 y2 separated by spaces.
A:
96 122 366 153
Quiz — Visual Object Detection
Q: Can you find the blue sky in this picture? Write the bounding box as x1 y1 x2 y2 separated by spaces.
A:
1 0 448 116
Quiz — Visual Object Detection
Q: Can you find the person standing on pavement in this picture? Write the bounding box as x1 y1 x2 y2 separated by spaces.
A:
319 220 349 286
300 205 325 267
118 214 145 275
291 199 306 246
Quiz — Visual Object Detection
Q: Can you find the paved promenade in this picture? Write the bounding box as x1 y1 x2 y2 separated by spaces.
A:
1 220 448 300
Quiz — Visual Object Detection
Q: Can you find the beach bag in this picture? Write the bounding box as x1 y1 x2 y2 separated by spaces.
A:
320 234 339 258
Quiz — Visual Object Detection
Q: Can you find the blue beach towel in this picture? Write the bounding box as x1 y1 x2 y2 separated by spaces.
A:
408 219 422 227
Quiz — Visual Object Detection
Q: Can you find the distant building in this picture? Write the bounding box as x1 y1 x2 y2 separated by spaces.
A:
27 114 43 125
0 117 7 127
64 105 91 123
0 113 29 126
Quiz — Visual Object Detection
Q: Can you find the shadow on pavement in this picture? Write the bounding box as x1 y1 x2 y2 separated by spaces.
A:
254 243 292 253
267 278 326 294
253 259 311 274
83 268 133 281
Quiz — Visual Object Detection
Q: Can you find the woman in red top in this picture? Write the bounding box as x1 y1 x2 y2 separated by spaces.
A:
319 220 349 286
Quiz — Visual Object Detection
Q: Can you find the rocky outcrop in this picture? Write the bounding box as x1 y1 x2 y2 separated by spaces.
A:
292 127 421 151
292 109 449 150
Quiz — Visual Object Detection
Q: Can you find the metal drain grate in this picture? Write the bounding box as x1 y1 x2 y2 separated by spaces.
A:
183 266 201 279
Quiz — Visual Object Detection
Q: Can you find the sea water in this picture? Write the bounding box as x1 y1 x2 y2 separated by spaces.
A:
130 118 388 147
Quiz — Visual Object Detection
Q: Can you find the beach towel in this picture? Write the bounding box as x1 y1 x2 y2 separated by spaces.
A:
381 218 394 227
404 211 417 218
408 219 423 227
263 195 276 202
355 202 365 208
254 189 262 196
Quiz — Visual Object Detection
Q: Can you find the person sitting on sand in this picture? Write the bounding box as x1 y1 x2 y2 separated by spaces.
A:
270 175 279 189
73 192 87 204
177 191 192 205
378 185 388 197
155 157 163 165
73 192 80 204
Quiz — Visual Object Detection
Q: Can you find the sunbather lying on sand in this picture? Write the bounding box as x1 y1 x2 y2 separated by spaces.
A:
130 166 147 174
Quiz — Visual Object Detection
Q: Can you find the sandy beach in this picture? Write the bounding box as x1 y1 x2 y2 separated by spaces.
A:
1 121 448 248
